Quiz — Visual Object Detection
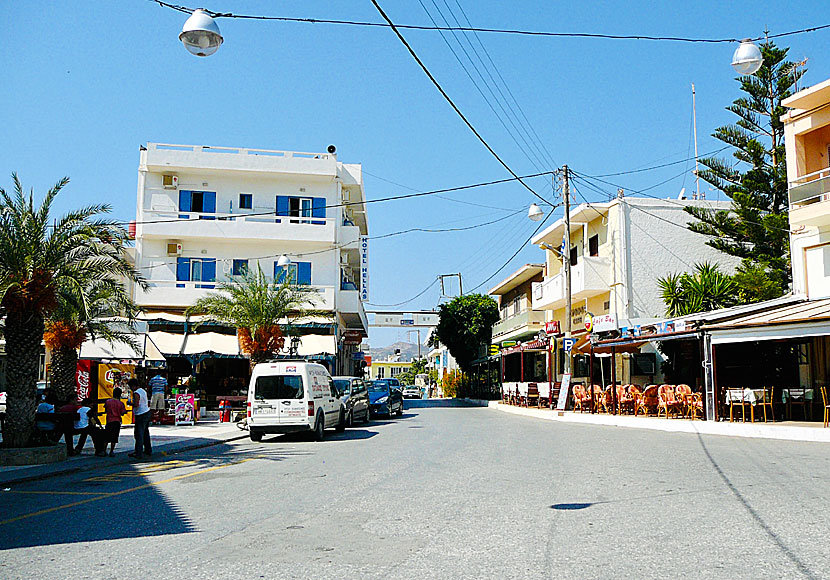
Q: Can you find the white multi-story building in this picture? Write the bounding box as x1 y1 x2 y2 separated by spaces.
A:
133 142 369 376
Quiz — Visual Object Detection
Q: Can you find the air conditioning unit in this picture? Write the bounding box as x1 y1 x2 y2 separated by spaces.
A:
167 242 183 256
163 175 179 189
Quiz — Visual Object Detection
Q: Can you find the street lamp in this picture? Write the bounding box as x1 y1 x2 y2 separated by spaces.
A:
731 39 763 75
277 254 292 267
179 9 223 57
528 203 544 222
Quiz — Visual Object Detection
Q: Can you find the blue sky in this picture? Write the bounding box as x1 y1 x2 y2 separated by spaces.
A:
2 1 828 348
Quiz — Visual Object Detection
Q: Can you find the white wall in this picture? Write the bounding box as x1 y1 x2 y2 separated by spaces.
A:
624 198 740 320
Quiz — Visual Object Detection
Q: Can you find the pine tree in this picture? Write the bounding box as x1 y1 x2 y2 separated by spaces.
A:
685 42 803 302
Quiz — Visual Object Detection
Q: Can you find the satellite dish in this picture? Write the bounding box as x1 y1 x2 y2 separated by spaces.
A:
327 145 336 154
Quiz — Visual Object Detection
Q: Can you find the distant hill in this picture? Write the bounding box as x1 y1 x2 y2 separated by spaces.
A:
363 341 422 362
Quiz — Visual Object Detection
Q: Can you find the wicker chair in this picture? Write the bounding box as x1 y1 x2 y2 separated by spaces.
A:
674 384 693 417
658 384 681 418
821 386 829 428
637 385 660 416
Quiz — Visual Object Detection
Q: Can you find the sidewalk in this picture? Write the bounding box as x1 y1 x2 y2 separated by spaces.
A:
0 419 248 487
488 401 830 443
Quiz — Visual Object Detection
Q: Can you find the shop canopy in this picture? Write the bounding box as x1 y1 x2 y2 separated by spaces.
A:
79 334 166 361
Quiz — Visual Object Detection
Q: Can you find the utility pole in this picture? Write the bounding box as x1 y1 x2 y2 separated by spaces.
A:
562 166 572 377
692 83 702 200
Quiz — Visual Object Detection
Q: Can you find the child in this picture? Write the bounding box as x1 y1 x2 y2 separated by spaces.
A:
104 386 128 456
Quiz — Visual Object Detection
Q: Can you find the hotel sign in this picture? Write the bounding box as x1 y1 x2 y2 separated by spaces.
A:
360 236 369 302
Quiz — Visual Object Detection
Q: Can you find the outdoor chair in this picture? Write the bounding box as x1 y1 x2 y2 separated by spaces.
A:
687 392 704 420
627 385 643 415
727 388 749 422
572 384 590 413
657 384 681 418
822 386 829 428
637 385 660 416
675 384 693 417
617 385 634 414
526 383 540 408
758 386 775 422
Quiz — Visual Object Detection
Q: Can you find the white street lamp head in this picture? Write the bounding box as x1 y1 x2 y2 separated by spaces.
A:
731 39 763 75
277 255 292 267
179 9 223 57
528 203 544 222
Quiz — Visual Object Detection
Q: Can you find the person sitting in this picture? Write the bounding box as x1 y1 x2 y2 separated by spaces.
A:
35 393 60 443
73 398 108 457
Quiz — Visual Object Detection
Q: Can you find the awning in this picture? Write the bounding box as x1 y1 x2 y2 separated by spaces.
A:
181 332 241 356
79 334 166 361
296 334 337 356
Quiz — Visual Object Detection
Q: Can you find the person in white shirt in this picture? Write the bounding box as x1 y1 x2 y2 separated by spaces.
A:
128 378 152 459
74 398 107 456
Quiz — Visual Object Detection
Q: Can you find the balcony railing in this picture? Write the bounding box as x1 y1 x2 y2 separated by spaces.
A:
531 256 610 310
492 309 545 339
135 281 336 310
137 210 337 242
789 168 830 206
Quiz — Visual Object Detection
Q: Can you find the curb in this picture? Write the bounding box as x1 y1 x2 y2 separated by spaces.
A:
488 402 830 443
0 431 249 488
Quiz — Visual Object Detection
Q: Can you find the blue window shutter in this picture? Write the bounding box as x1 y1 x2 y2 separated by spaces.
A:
275 263 286 284
203 192 216 213
312 198 326 218
202 258 216 282
176 258 191 281
297 262 312 285
178 191 192 212
276 196 290 217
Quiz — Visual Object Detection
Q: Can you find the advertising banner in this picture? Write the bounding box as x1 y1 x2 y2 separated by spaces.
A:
174 393 196 426
76 360 93 402
97 363 135 425
556 373 572 410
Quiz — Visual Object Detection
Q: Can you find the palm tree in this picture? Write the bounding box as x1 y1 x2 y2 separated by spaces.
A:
657 262 739 317
185 264 323 369
45 278 142 403
0 174 143 448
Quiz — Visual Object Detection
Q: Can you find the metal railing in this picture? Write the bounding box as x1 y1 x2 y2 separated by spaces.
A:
789 168 830 206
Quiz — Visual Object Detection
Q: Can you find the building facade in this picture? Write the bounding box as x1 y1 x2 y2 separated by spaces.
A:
530 195 738 385
133 143 369 378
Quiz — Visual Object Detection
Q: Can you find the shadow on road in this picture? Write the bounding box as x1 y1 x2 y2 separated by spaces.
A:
0 443 288 550
403 398 489 409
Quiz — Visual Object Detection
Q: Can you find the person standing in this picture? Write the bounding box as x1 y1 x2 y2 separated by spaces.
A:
104 386 128 456
148 372 168 424
128 378 152 459
74 398 108 457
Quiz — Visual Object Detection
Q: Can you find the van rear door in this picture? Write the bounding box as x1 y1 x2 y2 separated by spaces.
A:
251 374 305 424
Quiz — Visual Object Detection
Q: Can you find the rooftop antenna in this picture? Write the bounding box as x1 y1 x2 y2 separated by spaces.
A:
692 83 702 200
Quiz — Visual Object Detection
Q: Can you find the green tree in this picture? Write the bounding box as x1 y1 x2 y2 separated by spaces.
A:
0 174 141 448
434 294 499 373
396 357 428 385
657 262 739 317
185 264 322 370
45 278 141 403
685 42 802 301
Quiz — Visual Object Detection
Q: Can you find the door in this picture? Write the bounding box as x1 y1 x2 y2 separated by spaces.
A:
324 377 340 426
251 374 304 423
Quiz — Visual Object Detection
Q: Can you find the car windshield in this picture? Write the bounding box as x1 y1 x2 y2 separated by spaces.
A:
369 381 389 392
254 375 304 400
332 379 350 394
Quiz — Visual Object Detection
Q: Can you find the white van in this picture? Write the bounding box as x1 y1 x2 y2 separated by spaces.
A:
247 362 346 441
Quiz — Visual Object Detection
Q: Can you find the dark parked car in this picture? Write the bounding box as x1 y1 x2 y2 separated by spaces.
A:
369 379 403 417
331 376 370 426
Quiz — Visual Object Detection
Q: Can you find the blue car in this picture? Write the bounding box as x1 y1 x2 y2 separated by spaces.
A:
369 380 404 418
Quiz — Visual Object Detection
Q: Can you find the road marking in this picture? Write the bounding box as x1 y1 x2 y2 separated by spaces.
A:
83 459 199 482
0 457 258 526
4 490 115 496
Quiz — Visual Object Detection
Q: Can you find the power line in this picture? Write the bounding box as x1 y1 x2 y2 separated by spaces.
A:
583 145 731 177
150 2 830 44
365 278 439 308
372 0 551 205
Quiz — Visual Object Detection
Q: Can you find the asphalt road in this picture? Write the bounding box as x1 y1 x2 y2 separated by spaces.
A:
1 403 829 580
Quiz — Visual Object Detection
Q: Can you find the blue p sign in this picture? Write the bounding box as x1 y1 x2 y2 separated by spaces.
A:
563 338 576 353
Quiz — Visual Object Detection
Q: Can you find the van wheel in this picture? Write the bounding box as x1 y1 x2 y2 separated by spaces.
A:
313 414 325 441
250 430 263 442
336 409 346 432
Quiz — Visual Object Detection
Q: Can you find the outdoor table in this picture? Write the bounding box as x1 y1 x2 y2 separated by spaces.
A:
725 388 767 422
